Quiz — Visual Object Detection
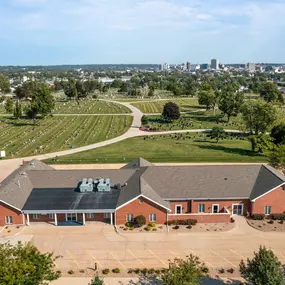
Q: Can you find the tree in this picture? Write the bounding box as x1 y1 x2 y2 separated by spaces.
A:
76 80 88 98
134 215 146 226
270 144 285 174
25 83 55 127
13 101 22 119
148 88 154 97
198 90 216 110
89 275 104 285
0 74 11 93
4 98 13 113
248 134 274 153
141 115 149 126
271 124 285 145
241 100 278 135
162 102 180 122
219 91 244 122
64 79 78 100
0 242 60 285
161 254 208 285
240 246 285 285
260 82 284 103
211 126 225 143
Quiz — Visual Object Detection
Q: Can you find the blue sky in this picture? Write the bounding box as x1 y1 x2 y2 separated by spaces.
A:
1 0 285 65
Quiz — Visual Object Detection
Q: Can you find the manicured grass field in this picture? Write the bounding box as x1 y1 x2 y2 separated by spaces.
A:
46 133 267 164
145 111 245 131
131 98 201 113
0 116 132 158
53 100 131 114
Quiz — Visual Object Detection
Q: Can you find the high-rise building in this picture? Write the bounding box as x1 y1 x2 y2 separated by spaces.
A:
211 59 219 70
200 63 209 70
246 63 256 73
186 62 191 71
160 63 169 71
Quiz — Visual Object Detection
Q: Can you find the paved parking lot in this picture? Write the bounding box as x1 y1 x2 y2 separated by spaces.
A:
19 217 285 275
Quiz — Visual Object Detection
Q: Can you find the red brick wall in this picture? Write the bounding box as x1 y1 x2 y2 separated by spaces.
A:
168 214 230 223
0 202 24 226
191 199 251 215
252 185 285 214
116 197 167 225
169 201 190 214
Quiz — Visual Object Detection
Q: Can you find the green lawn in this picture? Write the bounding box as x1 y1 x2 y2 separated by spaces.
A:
45 134 267 164
145 111 245 131
131 98 201 113
0 116 132 158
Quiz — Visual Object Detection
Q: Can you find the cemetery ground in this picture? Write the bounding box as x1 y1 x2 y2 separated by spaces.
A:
0 116 132 158
46 133 266 164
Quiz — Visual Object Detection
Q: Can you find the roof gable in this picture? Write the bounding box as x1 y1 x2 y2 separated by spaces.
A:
121 158 153 169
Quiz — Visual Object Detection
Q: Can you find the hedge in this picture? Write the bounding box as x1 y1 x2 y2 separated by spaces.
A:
267 213 285 220
166 219 197 226
251 214 265 220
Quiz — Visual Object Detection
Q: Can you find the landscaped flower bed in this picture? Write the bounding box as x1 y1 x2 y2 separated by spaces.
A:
247 213 285 232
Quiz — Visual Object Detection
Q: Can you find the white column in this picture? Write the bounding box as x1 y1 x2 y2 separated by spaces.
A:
110 212 113 225
26 214 30 226
114 210 116 226
54 213 58 226
82 213 85 225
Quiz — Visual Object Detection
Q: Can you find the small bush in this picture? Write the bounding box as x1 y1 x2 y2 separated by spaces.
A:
134 268 140 274
155 269 161 274
68 270 74 275
230 217 235 223
141 268 148 275
129 227 134 231
16 226 20 229
268 213 285 220
166 219 197 226
112 268 120 274
268 220 274 224
123 227 128 231
219 268 225 274
79 269 85 273
125 222 134 227
148 222 156 228
227 268 234 274
7 230 11 233
186 225 192 229
148 268 155 274
251 214 265 220
279 220 284 224
173 225 179 230
152 228 157 231
128 269 133 274
56 270 62 276
102 268 110 275
144 226 152 231
134 215 146 226
202 267 209 274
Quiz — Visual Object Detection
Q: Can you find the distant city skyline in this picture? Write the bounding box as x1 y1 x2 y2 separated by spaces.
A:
1 0 285 65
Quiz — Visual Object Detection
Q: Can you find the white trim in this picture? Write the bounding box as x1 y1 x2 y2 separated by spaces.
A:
164 197 249 201
110 213 113 225
212 204 219 213
198 203 205 213
251 182 285 202
114 210 117 226
82 213 85 225
116 194 171 211
126 214 134 222
149 213 156 222
5 216 13 225
26 214 30 226
175 205 182 215
32 213 41 220
168 212 230 216
54 213 57 226
65 213 77 222
23 209 115 214
0 200 22 212
232 204 244 216
264 205 272 215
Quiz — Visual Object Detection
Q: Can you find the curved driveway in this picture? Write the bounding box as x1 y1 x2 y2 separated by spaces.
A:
0 100 245 181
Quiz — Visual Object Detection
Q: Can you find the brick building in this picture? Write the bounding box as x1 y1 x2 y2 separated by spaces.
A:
0 158 284 227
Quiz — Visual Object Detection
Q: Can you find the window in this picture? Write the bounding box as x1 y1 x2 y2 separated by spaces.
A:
104 213 111 219
175 205 182 214
126 214 134 222
87 213 95 219
49 214 55 220
32 214 40 220
149 214 156 222
198 204 205 213
265 206 271 215
212 204 219 214
5 216 12 225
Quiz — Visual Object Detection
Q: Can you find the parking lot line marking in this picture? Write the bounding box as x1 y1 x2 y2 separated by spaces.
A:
86 250 103 269
230 249 246 260
210 249 237 268
148 249 168 267
108 250 126 269
187 249 214 269
66 249 81 268
128 249 146 267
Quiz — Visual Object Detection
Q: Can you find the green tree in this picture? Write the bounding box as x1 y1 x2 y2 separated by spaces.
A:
25 83 55 127
162 254 208 285
270 144 285 174
211 126 225 143
0 242 60 285
198 90 216 110
13 101 22 119
162 102 180 122
219 91 244 122
271 124 285 145
89 275 104 285
248 134 274 153
260 82 284 103
5 98 13 113
64 79 78 101
240 246 285 285
148 88 154 97
0 74 11 93
241 100 278 135
141 115 149 126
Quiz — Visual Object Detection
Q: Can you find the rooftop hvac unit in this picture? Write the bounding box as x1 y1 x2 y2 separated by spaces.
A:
87 178 94 192
80 178 89 192
97 178 111 192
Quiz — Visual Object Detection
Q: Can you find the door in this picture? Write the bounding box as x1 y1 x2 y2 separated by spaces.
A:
66 213 77 222
212 204 219 213
232 204 244 215
5 216 13 225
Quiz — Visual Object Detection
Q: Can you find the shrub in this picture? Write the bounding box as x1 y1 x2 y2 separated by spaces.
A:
102 268 110 275
148 268 155 274
268 213 285 220
279 220 284 224
144 226 152 231
7 230 11 233
134 268 140 274
251 214 265 220
268 220 274 224
202 267 209 274
166 219 197 226
112 268 120 274
186 225 192 229
127 269 133 274
68 270 74 275
134 215 146 226
125 222 134 227
79 269 85 273
227 268 234 274
219 268 225 274
129 227 134 231
173 225 179 230
155 269 161 274
56 270 62 276
230 218 235 223
123 227 128 231
141 268 148 275
152 228 157 231
148 222 156 228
